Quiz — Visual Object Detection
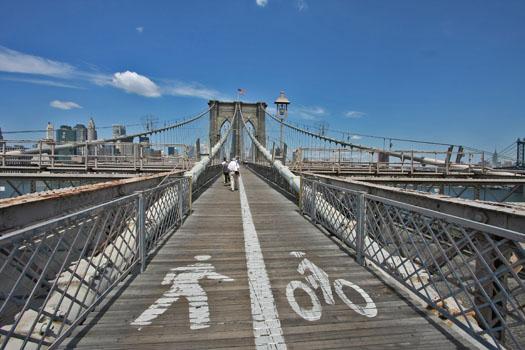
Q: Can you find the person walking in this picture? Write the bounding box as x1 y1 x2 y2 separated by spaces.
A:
228 157 240 191
221 157 230 185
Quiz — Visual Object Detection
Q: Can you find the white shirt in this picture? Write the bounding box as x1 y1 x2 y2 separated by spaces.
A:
227 160 239 172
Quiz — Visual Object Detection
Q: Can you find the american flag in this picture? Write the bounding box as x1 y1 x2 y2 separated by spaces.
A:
237 88 246 95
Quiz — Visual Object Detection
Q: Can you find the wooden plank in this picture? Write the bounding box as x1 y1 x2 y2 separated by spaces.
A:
62 168 469 349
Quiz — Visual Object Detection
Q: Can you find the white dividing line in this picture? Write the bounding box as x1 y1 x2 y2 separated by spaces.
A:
239 176 287 350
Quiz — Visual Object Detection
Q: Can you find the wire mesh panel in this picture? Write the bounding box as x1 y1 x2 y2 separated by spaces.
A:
301 178 525 350
142 179 190 253
0 177 192 349
363 195 525 349
191 164 222 197
179 177 191 217
245 163 299 201
0 195 139 349
300 177 361 250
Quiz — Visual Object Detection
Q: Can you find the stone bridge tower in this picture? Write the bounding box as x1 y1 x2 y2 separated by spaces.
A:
208 100 267 162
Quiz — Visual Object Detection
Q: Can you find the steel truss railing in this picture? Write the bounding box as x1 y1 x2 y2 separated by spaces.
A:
0 143 193 173
0 177 192 349
299 176 525 350
262 108 520 177
244 162 298 200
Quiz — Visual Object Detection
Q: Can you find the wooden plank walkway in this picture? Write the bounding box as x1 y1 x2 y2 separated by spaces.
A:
63 168 470 349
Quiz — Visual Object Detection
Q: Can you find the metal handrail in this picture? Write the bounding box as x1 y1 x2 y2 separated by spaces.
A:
299 177 525 350
0 177 191 349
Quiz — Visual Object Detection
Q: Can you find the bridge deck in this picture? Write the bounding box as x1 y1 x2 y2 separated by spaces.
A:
63 169 468 349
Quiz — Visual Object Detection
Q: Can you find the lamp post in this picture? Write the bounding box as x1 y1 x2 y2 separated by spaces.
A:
274 91 290 156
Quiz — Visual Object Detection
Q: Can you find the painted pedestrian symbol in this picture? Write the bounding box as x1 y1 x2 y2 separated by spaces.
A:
286 251 377 321
131 255 234 330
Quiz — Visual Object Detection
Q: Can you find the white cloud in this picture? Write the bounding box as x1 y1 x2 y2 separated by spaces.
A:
351 135 362 140
294 105 326 120
1 76 81 89
0 45 227 100
110 71 161 97
345 110 366 118
0 46 74 77
136 26 144 33
297 0 308 11
50 100 82 110
85 72 112 86
256 0 268 7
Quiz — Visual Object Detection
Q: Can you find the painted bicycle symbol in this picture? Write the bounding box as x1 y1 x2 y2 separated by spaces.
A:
286 251 377 321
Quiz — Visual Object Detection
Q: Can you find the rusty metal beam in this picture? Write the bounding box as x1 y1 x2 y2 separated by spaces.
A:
0 170 185 234
343 177 525 185
304 173 525 233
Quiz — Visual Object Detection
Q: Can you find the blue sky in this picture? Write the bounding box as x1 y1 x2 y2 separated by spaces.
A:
0 0 524 151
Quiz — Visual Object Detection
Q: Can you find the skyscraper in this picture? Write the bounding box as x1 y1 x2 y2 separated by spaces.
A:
492 148 500 167
87 117 97 141
56 125 76 143
46 122 54 141
74 124 87 142
55 125 76 156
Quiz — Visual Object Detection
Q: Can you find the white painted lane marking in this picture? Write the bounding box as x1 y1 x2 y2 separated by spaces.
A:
239 176 287 349
130 255 234 330
334 279 378 318
286 252 378 321
286 280 322 321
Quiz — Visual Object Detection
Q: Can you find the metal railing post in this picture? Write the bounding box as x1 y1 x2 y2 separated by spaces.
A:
94 145 98 169
51 143 55 168
177 181 184 224
298 176 303 212
140 145 144 170
356 193 366 266
481 151 485 174
311 181 317 223
1 141 5 167
133 144 137 170
38 141 42 168
136 192 146 272
410 150 414 175
187 175 193 213
84 142 88 170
